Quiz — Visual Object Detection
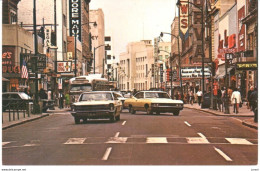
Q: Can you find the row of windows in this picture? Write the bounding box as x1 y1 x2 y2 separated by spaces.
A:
158 46 170 51
136 56 147 62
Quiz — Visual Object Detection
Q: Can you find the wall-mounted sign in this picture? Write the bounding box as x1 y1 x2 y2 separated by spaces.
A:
236 62 257 70
238 6 245 52
2 46 20 74
67 52 73 60
56 61 72 73
218 30 237 61
69 0 81 41
45 28 51 47
179 0 189 40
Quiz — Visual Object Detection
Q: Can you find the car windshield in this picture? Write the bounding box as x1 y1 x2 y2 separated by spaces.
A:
80 93 113 101
70 85 92 91
19 93 31 99
145 92 170 99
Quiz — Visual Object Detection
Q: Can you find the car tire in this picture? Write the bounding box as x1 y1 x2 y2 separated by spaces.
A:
74 117 80 124
129 106 136 114
173 111 180 116
83 118 88 123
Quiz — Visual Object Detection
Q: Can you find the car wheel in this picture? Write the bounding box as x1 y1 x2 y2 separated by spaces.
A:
156 112 160 115
173 111 180 116
116 114 120 121
74 117 80 124
129 106 136 114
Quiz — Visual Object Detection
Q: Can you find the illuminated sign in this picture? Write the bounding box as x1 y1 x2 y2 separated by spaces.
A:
69 0 81 41
218 30 237 61
179 0 189 40
2 46 20 74
56 61 72 73
236 63 257 70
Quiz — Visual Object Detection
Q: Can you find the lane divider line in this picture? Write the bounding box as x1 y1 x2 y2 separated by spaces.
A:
184 121 191 127
214 147 233 162
102 147 112 161
122 121 126 125
115 132 120 138
198 133 206 139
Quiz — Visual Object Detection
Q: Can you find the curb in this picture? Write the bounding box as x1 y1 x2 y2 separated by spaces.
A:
185 106 257 130
2 114 49 130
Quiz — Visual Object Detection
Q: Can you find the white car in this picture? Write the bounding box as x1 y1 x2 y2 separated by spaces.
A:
71 91 122 124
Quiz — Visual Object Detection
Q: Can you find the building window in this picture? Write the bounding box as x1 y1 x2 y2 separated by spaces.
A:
107 64 111 69
165 46 169 51
159 55 163 60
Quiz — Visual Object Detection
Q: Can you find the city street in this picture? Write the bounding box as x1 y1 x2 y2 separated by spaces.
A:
2 108 257 165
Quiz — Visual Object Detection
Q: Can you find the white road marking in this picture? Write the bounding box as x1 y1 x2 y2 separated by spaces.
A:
225 138 253 145
23 144 38 147
115 132 120 137
186 137 209 144
146 137 168 143
122 121 126 125
106 137 128 143
184 121 191 127
64 138 86 144
102 147 112 161
198 133 207 139
214 147 233 161
2 142 11 146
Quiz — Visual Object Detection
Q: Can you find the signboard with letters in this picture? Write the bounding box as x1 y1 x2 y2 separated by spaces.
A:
2 46 20 74
236 62 257 70
69 0 81 41
56 61 72 73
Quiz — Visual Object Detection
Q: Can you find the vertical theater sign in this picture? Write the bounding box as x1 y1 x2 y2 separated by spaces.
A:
179 0 189 40
69 0 81 40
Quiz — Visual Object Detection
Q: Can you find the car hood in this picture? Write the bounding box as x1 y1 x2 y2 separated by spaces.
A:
73 100 115 106
150 98 183 104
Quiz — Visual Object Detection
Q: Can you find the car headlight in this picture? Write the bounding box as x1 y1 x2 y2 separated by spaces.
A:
71 105 75 111
109 104 114 111
152 103 159 107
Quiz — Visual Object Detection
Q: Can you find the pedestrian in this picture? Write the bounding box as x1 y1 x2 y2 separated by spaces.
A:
189 90 194 105
247 86 254 110
196 89 202 106
231 88 242 114
221 87 226 112
217 88 222 111
249 88 257 122
175 91 181 100
59 91 64 109
228 87 233 106
65 93 70 108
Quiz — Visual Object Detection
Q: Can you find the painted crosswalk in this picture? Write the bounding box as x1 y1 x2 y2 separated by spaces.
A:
62 137 257 145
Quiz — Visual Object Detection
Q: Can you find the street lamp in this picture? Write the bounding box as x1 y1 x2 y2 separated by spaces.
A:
160 32 182 99
93 44 110 74
176 0 205 98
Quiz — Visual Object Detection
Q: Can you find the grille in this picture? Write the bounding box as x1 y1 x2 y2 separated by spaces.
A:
75 105 109 111
159 103 182 107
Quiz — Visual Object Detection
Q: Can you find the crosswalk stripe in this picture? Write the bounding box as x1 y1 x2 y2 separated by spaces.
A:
146 137 168 143
186 137 210 144
64 138 86 144
106 137 128 143
225 138 253 145
214 147 233 161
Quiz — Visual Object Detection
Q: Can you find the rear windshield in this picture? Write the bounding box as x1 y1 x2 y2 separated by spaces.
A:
145 92 170 99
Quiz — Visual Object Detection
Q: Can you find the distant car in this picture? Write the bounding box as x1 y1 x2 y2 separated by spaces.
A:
201 92 211 108
71 91 122 124
114 92 128 111
2 92 33 111
124 91 183 116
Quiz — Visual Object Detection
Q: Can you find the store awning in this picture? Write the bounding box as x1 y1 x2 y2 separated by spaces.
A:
2 77 10 82
215 67 233 79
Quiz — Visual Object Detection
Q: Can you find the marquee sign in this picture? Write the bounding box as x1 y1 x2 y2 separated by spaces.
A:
2 46 20 74
236 62 257 70
69 0 81 41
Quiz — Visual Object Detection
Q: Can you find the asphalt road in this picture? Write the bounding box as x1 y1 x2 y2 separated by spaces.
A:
2 108 258 165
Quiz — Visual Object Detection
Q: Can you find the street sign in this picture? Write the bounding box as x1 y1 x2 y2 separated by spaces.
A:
37 54 47 69
172 70 178 80
225 53 233 65
160 64 163 83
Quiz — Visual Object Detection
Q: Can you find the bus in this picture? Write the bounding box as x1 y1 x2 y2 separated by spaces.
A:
69 74 110 105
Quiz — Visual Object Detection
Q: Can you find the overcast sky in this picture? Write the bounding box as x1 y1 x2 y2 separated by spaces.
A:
90 0 178 57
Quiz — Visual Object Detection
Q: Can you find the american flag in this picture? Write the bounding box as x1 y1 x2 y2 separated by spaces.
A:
21 59 28 79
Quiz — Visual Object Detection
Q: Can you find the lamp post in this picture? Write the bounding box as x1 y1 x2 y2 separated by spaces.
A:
176 0 205 97
93 44 110 74
160 32 182 99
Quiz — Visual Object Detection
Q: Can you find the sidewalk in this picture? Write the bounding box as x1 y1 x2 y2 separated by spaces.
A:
2 107 70 130
184 103 258 129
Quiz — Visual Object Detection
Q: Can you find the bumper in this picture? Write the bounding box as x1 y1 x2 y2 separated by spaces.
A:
71 110 115 119
151 106 183 112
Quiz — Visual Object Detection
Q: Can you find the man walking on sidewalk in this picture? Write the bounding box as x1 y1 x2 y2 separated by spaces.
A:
231 88 242 114
196 89 202 106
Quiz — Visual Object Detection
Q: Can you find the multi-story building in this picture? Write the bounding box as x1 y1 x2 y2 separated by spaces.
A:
119 40 154 91
104 30 116 81
2 0 34 92
90 9 105 74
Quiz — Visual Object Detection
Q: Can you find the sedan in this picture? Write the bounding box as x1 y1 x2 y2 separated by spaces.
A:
124 91 183 116
2 92 33 111
71 91 122 124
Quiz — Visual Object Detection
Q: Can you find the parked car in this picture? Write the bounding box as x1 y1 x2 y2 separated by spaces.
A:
2 92 33 111
124 91 183 116
71 91 122 124
201 92 211 108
